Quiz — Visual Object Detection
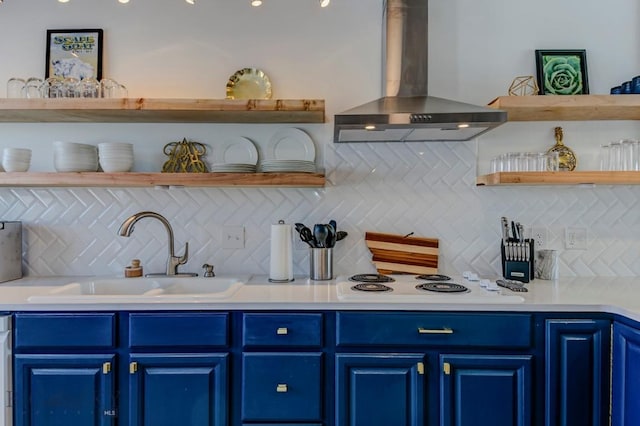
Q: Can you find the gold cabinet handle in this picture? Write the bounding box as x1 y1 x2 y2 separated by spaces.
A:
129 362 138 374
276 384 288 393
417 327 453 334
102 362 111 375
276 327 288 335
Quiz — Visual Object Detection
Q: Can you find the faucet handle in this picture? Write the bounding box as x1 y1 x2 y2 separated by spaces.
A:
202 263 215 277
177 242 189 265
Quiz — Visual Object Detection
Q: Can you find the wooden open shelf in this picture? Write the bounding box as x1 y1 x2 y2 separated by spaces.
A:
487 95 640 121
477 171 640 186
0 172 326 188
0 98 325 123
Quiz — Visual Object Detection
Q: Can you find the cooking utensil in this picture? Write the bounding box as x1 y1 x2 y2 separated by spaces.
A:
313 224 328 248
336 231 348 241
296 224 316 248
501 216 510 244
325 223 336 248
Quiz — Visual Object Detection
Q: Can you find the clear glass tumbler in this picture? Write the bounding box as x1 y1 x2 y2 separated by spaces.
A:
609 141 623 171
621 139 639 171
599 144 610 171
6 77 25 98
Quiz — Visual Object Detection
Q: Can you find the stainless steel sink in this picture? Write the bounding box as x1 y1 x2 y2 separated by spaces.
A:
28 276 247 303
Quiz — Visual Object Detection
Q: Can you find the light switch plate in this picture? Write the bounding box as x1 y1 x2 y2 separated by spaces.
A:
565 227 587 250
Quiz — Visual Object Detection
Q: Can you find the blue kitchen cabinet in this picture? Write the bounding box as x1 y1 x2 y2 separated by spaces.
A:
240 313 325 424
612 321 640 426
14 353 116 426
545 319 611 426
128 353 228 426
335 353 426 426
13 313 117 426
440 354 532 426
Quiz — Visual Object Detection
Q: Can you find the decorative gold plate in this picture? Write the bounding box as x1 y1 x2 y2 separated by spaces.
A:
225 68 272 100
547 126 577 171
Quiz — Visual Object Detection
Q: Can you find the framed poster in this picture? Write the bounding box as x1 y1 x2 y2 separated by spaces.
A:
45 29 103 80
535 49 589 95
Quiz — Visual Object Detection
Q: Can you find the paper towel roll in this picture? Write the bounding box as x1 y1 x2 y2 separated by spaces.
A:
269 221 294 282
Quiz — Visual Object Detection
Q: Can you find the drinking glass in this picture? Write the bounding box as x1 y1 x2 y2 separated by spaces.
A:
621 139 639 171
546 152 560 171
74 78 100 98
599 144 610 171
6 78 25 98
609 141 623 171
22 77 43 98
100 78 118 98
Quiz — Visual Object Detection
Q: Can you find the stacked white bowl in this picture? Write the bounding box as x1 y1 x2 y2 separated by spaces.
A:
2 148 32 172
53 142 99 172
98 143 134 172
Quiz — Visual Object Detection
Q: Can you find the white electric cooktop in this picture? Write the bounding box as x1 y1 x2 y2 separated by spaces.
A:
336 273 526 304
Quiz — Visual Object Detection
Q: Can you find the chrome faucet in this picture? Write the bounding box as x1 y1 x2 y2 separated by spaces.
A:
118 211 197 277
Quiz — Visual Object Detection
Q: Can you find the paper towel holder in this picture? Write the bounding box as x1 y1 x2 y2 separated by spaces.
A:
269 219 295 283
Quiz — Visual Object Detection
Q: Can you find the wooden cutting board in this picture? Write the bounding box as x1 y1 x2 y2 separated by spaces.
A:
365 232 439 275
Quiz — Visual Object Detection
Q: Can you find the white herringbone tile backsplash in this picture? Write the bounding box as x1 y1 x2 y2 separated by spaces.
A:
3 140 640 278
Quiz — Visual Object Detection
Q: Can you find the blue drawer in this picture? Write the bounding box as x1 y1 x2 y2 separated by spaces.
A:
336 312 532 348
14 313 115 349
129 312 228 348
242 353 323 422
242 313 323 348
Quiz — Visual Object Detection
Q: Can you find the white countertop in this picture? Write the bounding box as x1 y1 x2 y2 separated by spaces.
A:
1 275 640 323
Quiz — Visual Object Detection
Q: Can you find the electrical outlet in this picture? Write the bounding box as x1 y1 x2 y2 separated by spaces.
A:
565 227 588 250
222 226 245 249
530 227 548 249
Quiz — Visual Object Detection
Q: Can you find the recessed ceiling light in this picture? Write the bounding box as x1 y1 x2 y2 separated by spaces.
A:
251 0 262 6
320 0 330 7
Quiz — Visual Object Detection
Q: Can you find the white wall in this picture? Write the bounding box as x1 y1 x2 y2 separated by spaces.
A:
1 0 640 278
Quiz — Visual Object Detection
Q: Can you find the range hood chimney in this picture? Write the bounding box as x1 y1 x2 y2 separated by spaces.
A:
333 0 506 143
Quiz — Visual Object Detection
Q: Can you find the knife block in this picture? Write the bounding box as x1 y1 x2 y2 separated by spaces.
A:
500 239 535 283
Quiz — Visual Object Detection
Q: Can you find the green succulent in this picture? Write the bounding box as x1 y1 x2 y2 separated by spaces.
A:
543 56 583 95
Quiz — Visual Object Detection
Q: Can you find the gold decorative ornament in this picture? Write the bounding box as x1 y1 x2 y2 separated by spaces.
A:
547 126 577 171
162 138 208 173
509 76 539 96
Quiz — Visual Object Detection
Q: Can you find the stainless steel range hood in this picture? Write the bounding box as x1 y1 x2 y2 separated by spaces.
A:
334 0 506 143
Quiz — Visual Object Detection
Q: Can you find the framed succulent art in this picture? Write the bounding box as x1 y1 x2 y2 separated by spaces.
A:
535 49 589 95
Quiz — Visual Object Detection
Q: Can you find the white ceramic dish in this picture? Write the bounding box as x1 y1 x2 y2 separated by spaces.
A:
266 128 315 161
213 136 258 165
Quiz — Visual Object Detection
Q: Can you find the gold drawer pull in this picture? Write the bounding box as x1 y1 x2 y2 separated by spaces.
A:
417 327 453 334
276 384 288 393
276 327 288 335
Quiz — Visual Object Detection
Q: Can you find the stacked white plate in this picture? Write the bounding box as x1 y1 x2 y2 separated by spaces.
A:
98 143 134 172
259 160 316 173
209 136 258 173
53 142 99 172
259 128 316 173
210 163 257 173
2 148 32 172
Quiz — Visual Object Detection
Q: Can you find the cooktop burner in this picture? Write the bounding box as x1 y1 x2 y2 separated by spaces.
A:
415 274 451 281
349 274 395 284
416 282 468 293
351 283 394 292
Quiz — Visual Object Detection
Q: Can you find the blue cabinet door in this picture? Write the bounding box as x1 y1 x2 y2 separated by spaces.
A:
242 353 323 422
335 353 425 426
440 354 532 426
612 322 640 426
128 353 228 426
546 319 610 426
14 353 116 426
